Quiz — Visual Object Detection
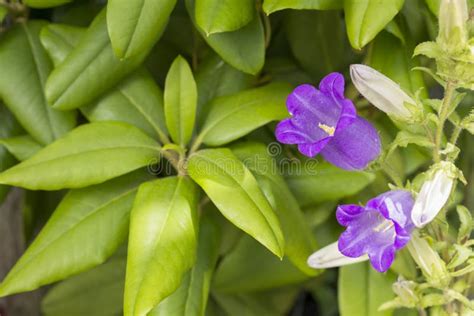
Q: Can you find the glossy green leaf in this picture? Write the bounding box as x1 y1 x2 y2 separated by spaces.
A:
0 122 160 190
151 213 221 316
186 0 265 75
125 177 199 316
187 148 285 258
164 56 197 146
285 10 348 79
213 235 308 293
285 162 375 207
263 0 343 14
344 0 404 49
0 21 76 145
42 257 126 316
0 135 43 161
24 0 72 8
0 172 150 296
232 142 317 275
198 83 291 146
107 0 177 59
40 24 168 141
195 0 254 35
195 53 252 120
45 10 149 110
339 262 396 316
369 31 426 96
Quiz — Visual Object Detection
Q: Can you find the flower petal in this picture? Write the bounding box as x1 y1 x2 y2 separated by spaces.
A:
319 72 345 99
321 116 381 170
336 204 365 226
275 119 311 144
298 139 331 157
367 190 414 229
368 245 396 272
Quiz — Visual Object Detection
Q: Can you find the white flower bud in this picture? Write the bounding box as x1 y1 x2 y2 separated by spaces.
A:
307 242 368 269
411 162 456 228
350 64 416 119
406 233 449 286
438 0 469 48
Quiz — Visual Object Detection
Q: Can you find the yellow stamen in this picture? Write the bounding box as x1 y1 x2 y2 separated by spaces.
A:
318 123 335 136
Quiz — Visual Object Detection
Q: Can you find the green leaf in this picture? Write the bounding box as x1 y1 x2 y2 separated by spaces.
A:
45 10 149 110
263 0 343 14
413 41 443 59
40 24 168 141
344 0 404 49
0 104 22 202
106 0 177 59
23 0 71 8
285 10 348 79
42 257 126 316
195 53 252 118
387 130 433 157
0 7 7 22
151 213 221 316
186 0 265 75
0 135 43 161
425 0 440 16
231 142 317 275
164 56 197 146
195 0 254 35
125 176 199 316
339 262 397 316
285 162 375 207
213 235 308 293
456 205 473 243
0 122 160 190
369 31 427 97
198 83 291 146
0 171 150 296
0 21 76 145
187 148 285 258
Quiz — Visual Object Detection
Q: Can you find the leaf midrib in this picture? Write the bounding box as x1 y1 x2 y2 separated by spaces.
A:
192 153 281 253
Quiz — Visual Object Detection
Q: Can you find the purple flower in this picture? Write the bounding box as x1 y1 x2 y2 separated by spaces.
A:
336 190 415 272
275 73 381 170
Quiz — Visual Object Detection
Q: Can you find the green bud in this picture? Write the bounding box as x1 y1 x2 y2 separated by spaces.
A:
438 0 469 52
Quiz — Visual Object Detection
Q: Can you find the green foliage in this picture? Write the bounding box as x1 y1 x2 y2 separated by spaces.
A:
195 0 254 35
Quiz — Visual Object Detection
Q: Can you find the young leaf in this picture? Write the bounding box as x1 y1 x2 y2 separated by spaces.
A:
23 0 71 8
40 24 168 141
187 148 285 258
456 205 473 243
213 235 308 293
339 262 396 316
0 122 160 190
125 177 199 316
232 142 317 275
198 83 291 146
186 0 265 75
151 213 221 316
164 56 197 146
263 0 343 14
0 135 43 161
107 0 177 59
195 0 254 35
45 10 149 110
285 162 375 207
0 21 76 145
344 0 404 49
42 257 126 316
0 172 150 297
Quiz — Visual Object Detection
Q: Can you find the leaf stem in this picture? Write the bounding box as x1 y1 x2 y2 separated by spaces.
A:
434 82 455 162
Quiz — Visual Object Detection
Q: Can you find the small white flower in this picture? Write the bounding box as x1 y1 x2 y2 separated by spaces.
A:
411 162 456 228
350 64 416 119
307 242 368 269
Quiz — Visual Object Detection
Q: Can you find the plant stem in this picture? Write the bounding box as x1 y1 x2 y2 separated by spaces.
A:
434 82 455 162
449 125 463 146
189 133 204 156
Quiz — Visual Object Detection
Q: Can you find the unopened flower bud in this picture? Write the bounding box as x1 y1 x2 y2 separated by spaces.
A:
350 64 416 119
406 233 449 286
411 162 457 228
307 242 368 269
438 0 469 50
